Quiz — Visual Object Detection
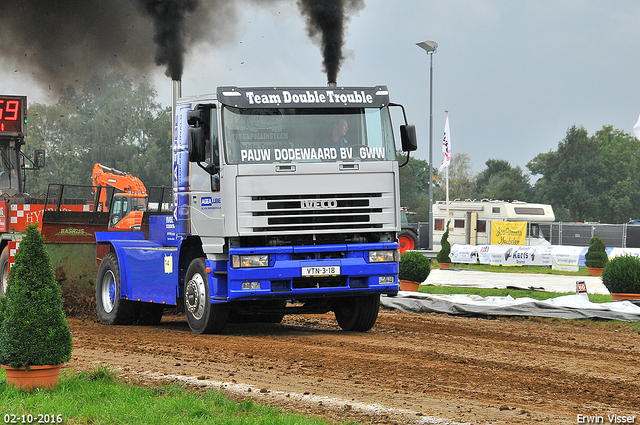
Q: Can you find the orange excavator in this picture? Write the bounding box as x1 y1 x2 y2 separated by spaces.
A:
92 163 147 229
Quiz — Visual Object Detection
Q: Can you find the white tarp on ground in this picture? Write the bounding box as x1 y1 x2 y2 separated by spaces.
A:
381 292 640 322
425 268 610 294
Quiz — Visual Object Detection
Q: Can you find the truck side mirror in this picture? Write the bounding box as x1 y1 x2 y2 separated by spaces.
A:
400 125 418 152
187 109 204 126
34 149 45 169
188 127 207 162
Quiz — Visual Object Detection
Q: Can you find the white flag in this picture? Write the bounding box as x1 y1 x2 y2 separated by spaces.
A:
634 114 640 140
439 113 451 172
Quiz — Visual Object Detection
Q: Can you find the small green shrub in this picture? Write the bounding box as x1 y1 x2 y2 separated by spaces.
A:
0 295 5 328
79 364 118 382
0 224 73 368
0 295 5 319
399 251 431 283
437 221 452 264
585 237 608 268
601 254 640 294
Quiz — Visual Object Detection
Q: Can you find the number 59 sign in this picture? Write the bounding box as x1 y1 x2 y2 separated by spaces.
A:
0 95 26 136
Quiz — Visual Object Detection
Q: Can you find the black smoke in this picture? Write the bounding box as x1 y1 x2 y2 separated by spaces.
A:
0 0 230 91
0 0 363 93
139 0 198 79
297 0 364 84
0 0 158 91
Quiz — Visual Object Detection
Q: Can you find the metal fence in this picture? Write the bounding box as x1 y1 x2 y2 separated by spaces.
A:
538 222 640 248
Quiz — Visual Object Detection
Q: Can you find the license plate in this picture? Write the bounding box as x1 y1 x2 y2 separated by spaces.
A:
301 266 341 277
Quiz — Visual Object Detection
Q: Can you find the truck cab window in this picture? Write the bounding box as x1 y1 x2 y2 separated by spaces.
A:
209 107 220 192
222 106 396 165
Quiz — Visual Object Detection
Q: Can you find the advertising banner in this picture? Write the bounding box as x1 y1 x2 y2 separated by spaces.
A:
551 246 585 271
449 244 640 269
449 244 487 264
490 221 526 245
450 244 571 267
487 245 555 266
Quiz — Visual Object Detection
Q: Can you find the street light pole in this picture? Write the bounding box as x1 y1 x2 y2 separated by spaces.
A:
416 40 437 250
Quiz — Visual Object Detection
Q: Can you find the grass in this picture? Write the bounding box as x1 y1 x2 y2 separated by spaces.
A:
434 262 590 276
0 365 359 425
419 263 640 331
417 284 612 303
423 262 611 302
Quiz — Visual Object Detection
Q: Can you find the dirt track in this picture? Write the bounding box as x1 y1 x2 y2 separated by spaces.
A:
67 307 640 424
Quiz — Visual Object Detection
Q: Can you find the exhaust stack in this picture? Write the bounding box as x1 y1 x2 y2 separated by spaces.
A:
171 80 182 142
327 81 337 87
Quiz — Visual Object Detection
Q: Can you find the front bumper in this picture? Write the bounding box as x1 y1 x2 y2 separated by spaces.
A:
211 242 399 302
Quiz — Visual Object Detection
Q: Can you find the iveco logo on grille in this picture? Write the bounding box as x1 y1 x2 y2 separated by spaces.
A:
302 199 338 209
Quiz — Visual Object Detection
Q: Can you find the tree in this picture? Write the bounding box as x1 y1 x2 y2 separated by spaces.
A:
528 125 601 222
23 103 77 195
398 153 433 222
474 159 531 202
434 152 475 201
24 73 172 196
0 224 72 369
592 126 640 223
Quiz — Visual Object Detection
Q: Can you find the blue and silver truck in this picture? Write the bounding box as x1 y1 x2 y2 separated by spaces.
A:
95 84 417 334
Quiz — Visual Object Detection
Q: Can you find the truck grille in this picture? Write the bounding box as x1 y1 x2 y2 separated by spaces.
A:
235 171 397 235
243 193 386 233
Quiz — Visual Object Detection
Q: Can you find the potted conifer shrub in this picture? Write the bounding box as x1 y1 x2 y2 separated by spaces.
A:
0 224 73 390
584 236 608 276
437 220 452 269
601 254 640 302
398 251 431 291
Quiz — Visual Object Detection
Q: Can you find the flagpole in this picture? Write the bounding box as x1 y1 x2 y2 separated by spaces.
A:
445 111 450 229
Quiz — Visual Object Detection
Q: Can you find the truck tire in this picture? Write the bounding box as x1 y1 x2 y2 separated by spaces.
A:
334 294 380 332
0 246 8 296
96 253 140 325
398 229 418 253
137 303 164 326
185 258 229 334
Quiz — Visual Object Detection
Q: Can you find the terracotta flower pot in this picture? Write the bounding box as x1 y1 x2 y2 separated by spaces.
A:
399 280 421 291
439 262 451 269
587 267 603 276
610 293 640 301
2 364 62 390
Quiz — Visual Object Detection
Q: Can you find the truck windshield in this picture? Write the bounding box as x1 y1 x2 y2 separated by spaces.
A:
222 106 396 164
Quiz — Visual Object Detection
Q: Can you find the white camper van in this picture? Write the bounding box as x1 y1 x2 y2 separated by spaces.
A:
433 200 555 248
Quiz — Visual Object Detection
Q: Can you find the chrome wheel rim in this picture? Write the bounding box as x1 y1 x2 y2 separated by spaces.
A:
101 270 117 313
185 273 206 320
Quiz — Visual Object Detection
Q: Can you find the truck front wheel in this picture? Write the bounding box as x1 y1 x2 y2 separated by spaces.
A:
334 294 380 332
96 253 140 325
184 258 229 334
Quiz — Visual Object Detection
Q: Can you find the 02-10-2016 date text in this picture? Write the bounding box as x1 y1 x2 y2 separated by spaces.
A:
3 414 62 424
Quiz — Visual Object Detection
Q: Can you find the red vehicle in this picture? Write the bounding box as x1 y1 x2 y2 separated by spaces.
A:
0 95 109 296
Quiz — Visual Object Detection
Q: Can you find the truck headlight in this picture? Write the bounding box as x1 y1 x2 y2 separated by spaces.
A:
369 249 400 263
231 254 270 268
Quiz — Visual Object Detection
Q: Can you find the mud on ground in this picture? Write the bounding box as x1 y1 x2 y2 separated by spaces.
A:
67 309 640 424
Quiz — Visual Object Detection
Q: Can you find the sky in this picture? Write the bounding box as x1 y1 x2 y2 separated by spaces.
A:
1 1 639 175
